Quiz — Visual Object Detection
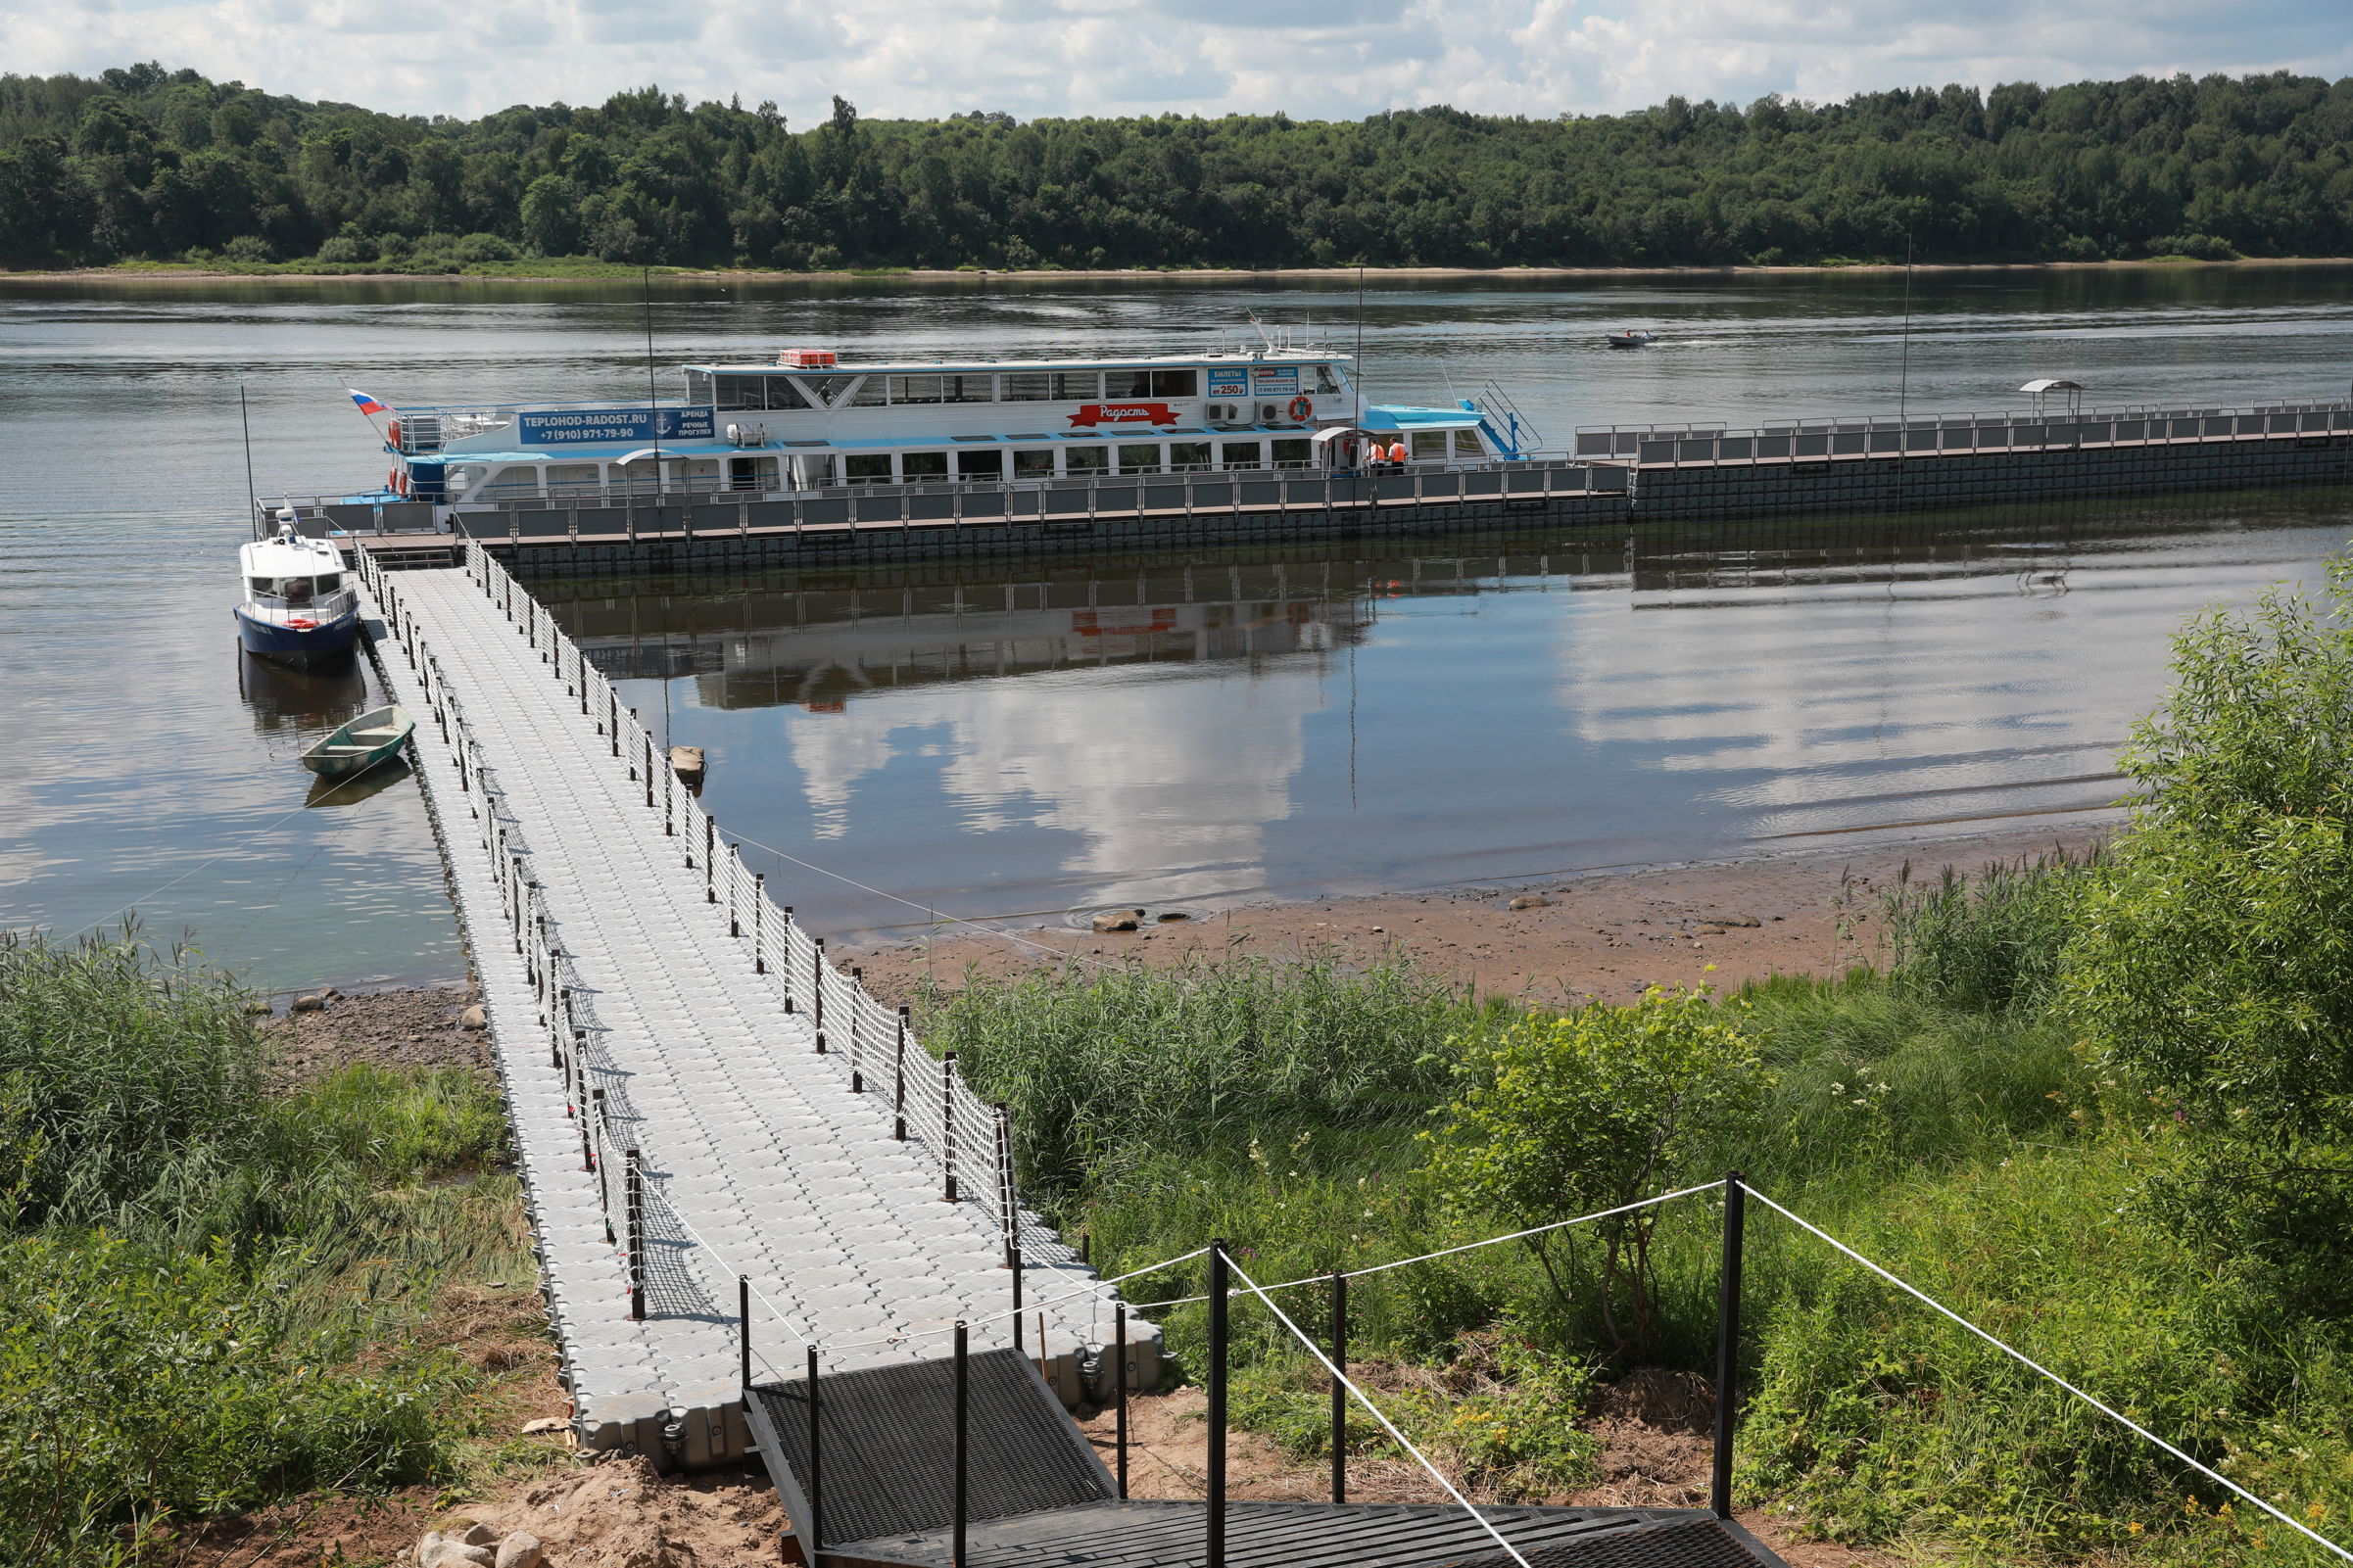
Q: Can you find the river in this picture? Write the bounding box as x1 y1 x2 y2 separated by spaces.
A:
3 267 2347 982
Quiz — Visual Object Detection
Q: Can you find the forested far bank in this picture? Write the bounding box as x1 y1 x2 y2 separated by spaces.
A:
2 62 2350 274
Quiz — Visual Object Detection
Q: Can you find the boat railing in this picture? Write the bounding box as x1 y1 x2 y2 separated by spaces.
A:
1574 398 2353 457
243 586 360 623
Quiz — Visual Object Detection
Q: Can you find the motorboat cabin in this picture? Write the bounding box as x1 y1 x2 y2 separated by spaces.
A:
356 341 1520 519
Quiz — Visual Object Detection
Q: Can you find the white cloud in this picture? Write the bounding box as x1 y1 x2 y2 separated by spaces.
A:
3 0 2345 124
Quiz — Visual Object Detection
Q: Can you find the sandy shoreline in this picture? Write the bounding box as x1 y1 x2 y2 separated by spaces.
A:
843 817 2118 1010
7 258 2345 287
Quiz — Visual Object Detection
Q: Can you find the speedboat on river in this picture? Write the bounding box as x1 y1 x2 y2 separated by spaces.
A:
236 516 360 665
321 332 1526 524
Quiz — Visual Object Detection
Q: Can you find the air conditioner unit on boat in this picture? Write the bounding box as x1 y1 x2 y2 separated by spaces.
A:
1258 403 1283 423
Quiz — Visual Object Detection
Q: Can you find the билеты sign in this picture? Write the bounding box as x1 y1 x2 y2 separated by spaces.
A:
516 407 717 445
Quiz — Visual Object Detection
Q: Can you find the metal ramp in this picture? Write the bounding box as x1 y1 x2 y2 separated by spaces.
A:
744 1353 1788 1568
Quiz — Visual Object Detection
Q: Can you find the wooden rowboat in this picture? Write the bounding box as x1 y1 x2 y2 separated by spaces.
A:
300 704 415 779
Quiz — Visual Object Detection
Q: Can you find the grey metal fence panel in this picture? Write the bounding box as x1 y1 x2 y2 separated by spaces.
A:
746 500 794 529
691 503 739 533
1042 489 1089 515
1639 441 1675 463
1189 481 1234 507
961 493 1007 518
799 499 847 527
1095 486 1136 513
1462 472 1503 497
572 507 626 535
854 495 904 524
1419 472 1462 498
378 502 439 532
1506 470 1548 494
456 512 511 540
1143 483 1186 511
908 494 956 522
516 510 571 538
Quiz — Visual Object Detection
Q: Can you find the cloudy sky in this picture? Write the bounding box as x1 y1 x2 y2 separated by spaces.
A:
8 0 2347 125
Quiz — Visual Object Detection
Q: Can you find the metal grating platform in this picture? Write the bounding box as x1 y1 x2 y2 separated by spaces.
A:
741 1348 1787 1568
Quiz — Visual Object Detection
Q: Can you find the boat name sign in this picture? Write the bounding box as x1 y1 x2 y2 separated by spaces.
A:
1068 402 1179 427
516 406 718 445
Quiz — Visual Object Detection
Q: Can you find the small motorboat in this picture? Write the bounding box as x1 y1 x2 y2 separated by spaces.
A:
236 513 360 666
300 704 415 779
1605 330 1658 350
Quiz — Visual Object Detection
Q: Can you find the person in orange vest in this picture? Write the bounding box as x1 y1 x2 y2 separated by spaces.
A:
1387 437 1410 467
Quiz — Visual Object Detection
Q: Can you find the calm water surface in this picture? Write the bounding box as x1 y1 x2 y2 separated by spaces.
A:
4 269 2349 976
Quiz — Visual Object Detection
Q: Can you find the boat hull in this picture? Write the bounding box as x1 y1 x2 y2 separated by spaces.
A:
236 604 360 666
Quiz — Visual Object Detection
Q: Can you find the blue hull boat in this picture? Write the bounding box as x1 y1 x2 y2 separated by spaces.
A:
236 601 360 664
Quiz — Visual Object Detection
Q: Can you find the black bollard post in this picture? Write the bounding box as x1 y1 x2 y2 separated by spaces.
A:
626 1148 645 1321
1208 1240 1228 1568
704 816 716 898
893 1009 909 1140
1712 1171 1746 1520
739 1276 751 1392
1114 1307 1129 1499
812 937 827 1053
952 1320 970 1568
1330 1270 1348 1503
806 1346 823 1562
1011 1241 1025 1351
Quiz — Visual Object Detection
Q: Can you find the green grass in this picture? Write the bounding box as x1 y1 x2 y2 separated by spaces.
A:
0 930 533 1567
925 940 2344 1564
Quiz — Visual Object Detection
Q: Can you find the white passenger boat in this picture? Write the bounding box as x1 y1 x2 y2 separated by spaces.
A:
337 333 1524 524
235 516 360 665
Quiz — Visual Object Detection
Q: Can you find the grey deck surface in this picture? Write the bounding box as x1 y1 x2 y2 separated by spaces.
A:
361 569 1139 1460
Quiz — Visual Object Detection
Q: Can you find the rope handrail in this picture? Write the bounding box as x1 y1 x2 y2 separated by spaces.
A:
1225 1250 1531 1568
1746 1187 2353 1565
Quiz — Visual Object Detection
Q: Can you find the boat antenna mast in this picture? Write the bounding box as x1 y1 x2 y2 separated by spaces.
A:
1353 265 1366 424
239 382 264 540
644 266 662 502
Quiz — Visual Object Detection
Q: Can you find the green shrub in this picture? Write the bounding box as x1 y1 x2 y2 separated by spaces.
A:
1880 851 2089 1013
1425 989 1769 1356
453 232 519 263
313 234 373 263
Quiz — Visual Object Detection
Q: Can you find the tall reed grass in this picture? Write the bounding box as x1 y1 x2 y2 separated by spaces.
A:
0 930 526 1567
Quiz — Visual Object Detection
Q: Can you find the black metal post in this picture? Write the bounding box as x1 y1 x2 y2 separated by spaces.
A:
953 1321 970 1568
1712 1171 1746 1521
704 815 715 896
739 1275 751 1391
607 689 617 753
644 734 653 805
1208 1240 1228 1568
781 906 796 1010
812 936 827 1053
942 1054 959 1203
806 1346 823 1562
627 1147 645 1321
848 968 864 1089
1011 1240 1024 1350
893 1008 909 1140
1330 1270 1348 1503
1114 1307 1129 1499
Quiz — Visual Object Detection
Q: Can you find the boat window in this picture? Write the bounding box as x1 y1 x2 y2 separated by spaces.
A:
956 449 1004 480
1150 369 1198 399
1412 431 1449 459
1064 445 1109 475
803 375 854 405
843 453 893 485
282 577 315 604
1221 441 1263 469
316 572 343 593
548 462 600 496
901 451 949 480
687 370 716 405
849 376 890 407
1052 371 1101 401
1012 449 1055 478
1117 443 1162 475
249 576 271 594
789 453 835 488
1313 364 1345 394
1168 441 1211 472
1454 429 1483 455
891 375 943 405
1107 370 1153 400
763 376 810 410
1271 438 1313 468
1001 372 1052 403
943 373 992 404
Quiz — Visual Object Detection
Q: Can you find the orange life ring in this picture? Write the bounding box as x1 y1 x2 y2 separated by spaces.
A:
386 417 402 447
1287 395 1313 422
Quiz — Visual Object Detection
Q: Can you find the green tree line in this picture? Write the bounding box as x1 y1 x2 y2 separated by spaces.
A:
2 60 2349 271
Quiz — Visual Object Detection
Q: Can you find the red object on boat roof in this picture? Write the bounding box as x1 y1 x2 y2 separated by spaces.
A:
778 349 839 367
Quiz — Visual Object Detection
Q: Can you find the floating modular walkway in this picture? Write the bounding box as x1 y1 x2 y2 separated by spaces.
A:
356 545 1157 1469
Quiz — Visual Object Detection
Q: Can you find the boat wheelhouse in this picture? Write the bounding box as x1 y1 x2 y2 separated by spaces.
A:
359 341 1515 519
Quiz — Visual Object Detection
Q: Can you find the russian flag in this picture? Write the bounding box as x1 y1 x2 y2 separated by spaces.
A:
349 389 388 415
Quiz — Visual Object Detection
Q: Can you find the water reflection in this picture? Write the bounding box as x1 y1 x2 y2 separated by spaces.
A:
544 494 2347 938
235 648 368 735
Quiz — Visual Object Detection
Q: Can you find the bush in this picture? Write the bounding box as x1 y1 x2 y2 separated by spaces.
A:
453 231 519 263
1424 988 1769 1357
2144 232 2238 261
313 234 373 263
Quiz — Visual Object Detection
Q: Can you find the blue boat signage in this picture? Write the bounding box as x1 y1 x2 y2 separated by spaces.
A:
516 406 716 445
1208 370 1250 398
1251 366 1299 396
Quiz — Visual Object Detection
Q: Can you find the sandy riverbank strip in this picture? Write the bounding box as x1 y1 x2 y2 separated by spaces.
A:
844 818 2117 1011
9 258 2346 286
